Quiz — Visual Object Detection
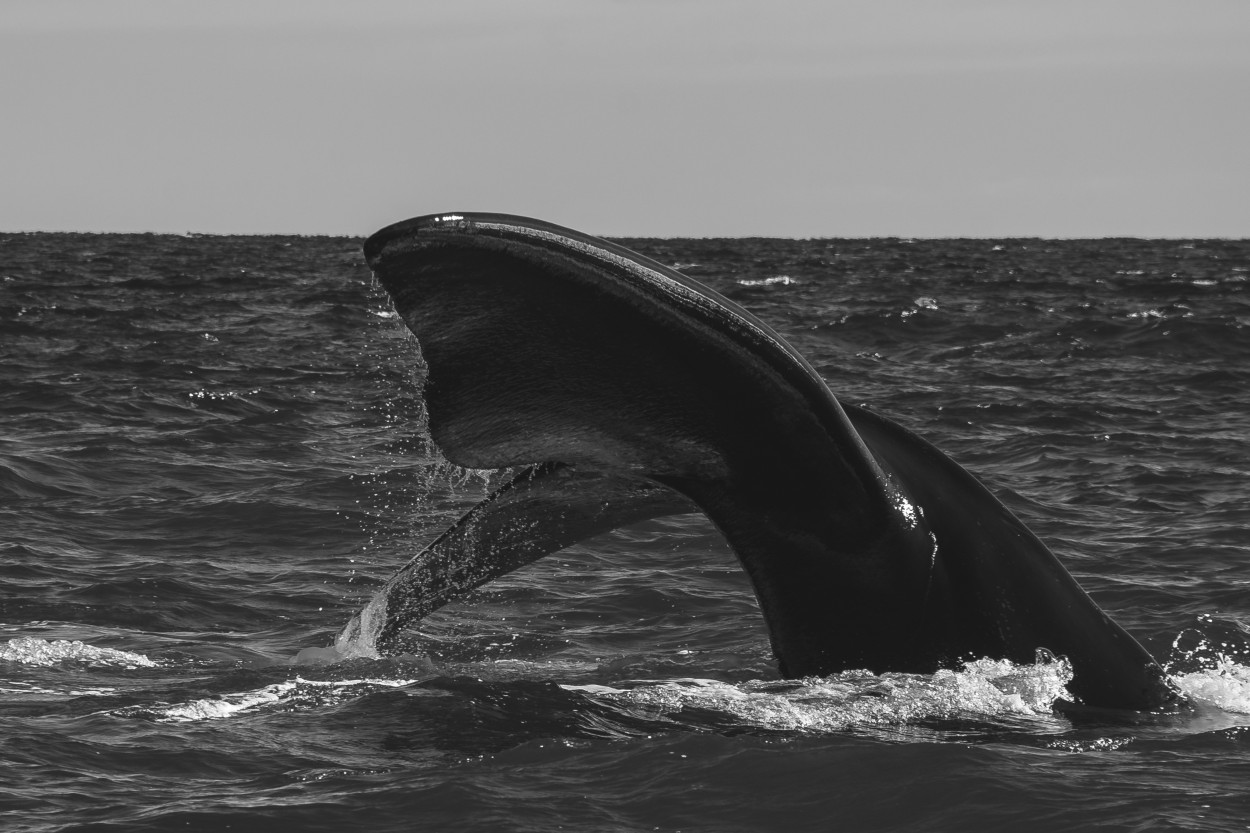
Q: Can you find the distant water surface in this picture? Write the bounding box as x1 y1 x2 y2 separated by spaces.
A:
2 233 1250 831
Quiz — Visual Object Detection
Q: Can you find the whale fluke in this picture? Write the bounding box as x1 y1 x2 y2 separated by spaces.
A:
361 212 1177 710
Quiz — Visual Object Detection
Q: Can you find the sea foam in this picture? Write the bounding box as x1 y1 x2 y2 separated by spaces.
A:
0 637 156 669
565 653 1074 733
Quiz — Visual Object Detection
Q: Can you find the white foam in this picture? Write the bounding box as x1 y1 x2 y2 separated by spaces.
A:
123 676 421 723
1164 619 1250 714
566 655 1073 732
0 637 156 669
1172 660 1250 714
157 682 294 722
0 682 117 697
737 275 797 287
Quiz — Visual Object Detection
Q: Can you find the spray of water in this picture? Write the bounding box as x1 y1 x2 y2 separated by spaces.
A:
1165 617 1250 714
291 594 388 665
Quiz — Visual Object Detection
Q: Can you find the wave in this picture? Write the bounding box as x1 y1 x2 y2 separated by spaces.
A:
6 623 1250 747
102 649 1075 731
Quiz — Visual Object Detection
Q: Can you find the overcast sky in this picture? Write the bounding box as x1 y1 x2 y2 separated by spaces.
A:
2 0 1247 237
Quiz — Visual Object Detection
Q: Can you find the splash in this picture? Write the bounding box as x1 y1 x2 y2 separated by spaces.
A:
566 652 1073 733
291 595 387 665
1172 660 1250 714
1166 620 1250 714
334 594 388 659
0 637 156 669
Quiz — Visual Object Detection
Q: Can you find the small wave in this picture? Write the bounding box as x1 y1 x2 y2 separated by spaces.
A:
119 676 421 723
566 654 1072 733
0 637 156 669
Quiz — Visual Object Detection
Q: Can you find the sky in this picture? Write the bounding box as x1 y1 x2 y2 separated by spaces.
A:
1 0 1247 238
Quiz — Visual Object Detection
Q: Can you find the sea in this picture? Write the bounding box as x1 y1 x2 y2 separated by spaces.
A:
2 231 1250 832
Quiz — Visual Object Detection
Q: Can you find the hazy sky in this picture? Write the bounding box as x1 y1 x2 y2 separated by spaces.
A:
2 0 1247 237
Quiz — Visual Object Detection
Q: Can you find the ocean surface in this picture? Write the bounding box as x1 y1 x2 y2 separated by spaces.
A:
2 231 1250 832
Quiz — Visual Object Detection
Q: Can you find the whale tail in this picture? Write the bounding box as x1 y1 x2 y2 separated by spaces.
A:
361 212 1177 711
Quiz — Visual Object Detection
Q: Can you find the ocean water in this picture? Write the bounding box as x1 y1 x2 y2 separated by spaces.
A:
2 232 1250 831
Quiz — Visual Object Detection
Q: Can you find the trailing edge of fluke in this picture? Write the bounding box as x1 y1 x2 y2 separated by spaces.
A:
359 212 1178 711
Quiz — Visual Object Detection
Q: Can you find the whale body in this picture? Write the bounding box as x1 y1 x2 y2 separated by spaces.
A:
360 212 1176 711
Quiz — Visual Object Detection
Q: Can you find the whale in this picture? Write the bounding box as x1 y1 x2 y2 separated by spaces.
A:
358 212 1178 711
